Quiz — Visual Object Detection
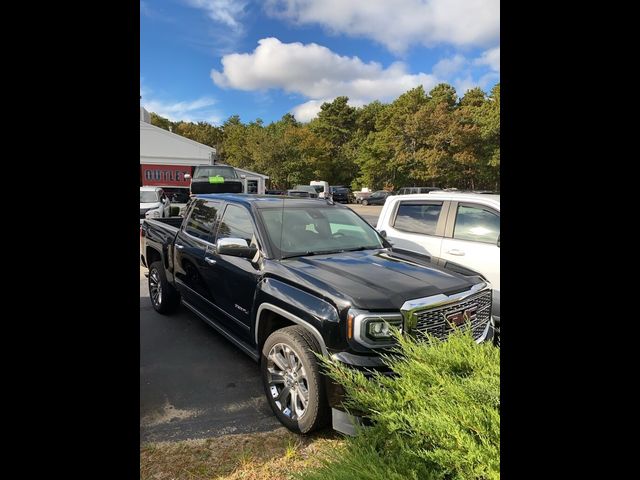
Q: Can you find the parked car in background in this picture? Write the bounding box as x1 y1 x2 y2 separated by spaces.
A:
266 190 286 195
286 190 312 198
396 186 442 195
361 190 391 206
186 165 244 195
140 186 171 222
294 185 320 198
330 186 353 203
376 192 500 345
309 180 329 198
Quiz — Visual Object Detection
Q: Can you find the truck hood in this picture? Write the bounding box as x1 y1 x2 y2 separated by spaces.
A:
280 249 482 311
140 202 161 209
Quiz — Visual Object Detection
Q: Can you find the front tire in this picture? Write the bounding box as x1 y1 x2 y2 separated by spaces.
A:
261 326 329 434
362 199 369 206
148 261 180 314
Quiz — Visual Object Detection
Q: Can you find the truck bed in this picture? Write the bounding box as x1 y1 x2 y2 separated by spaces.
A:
141 217 182 269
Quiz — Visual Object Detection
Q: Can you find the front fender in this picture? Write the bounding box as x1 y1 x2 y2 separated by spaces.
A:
254 278 343 353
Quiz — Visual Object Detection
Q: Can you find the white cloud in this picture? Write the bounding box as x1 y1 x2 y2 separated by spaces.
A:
186 0 248 30
290 99 326 123
210 38 500 122
140 81 223 124
291 98 367 122
211 37 440 121
474 46 500 72
265 0 499 53
433 54 467 77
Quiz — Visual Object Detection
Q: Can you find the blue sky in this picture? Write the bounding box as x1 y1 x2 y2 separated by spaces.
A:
140 0 500 125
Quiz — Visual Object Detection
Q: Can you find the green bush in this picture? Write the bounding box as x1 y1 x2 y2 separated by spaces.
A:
301 329 500 480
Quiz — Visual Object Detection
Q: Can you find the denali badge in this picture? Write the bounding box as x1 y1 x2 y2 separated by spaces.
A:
445 306 478 326
235 304 248 314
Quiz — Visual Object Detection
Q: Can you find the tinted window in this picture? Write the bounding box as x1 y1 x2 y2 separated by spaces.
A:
393 202 443 235
259 205 384 258
217 204 256 245
193 166 238 179
453 205 500 244
184 199 219 242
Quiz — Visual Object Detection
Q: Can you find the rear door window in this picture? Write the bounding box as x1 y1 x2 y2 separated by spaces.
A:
184 199 221 243
452 204 500 244
393 202 444 235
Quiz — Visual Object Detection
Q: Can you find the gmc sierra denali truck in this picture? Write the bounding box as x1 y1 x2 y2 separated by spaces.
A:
140 194 495 435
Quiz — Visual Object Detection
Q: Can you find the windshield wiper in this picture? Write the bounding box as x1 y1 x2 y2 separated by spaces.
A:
281 246 381 259
281 249 344 259
341 245 381 252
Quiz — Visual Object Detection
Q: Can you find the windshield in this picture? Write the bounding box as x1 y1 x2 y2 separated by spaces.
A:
311 185 324 193
259 203 385 259
140 191 160 203
194 166 238 179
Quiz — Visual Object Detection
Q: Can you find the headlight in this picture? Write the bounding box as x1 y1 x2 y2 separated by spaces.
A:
348 308 403 348
146 210 161 218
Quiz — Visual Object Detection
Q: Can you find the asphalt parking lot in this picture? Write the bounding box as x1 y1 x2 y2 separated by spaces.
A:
139 204 383 443
140 268 282 443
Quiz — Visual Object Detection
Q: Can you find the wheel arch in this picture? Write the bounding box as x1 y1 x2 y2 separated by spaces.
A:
255 303 329 357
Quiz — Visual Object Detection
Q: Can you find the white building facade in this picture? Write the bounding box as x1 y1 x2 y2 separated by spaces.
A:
140 107 268 194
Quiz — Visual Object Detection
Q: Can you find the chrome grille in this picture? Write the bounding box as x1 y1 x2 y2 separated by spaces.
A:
410 290 492 341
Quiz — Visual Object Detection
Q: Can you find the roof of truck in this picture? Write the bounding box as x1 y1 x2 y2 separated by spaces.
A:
194 193 344 209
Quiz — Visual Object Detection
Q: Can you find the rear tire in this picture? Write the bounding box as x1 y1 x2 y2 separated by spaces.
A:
148 261 180 314
261 326 330 434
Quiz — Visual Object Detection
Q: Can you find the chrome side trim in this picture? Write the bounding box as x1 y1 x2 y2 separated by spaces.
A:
182 299 259 361
175 279 250 331
400 281 489 312
255 303 329 356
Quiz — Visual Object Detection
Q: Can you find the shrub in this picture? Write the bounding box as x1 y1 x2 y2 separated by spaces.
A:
300 329 500 480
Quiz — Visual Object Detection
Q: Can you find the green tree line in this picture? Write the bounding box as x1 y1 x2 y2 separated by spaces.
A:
150 83 500 191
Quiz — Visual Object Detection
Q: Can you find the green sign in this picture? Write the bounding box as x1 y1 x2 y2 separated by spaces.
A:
208 176 225 184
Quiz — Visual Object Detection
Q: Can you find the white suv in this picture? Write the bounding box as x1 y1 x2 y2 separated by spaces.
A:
376 192 500 336
140 186 171 222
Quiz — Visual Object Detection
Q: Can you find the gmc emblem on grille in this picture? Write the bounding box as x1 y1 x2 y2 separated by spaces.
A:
445 306 478 326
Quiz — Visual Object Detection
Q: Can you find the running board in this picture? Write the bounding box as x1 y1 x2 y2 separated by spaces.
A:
181 299 259 362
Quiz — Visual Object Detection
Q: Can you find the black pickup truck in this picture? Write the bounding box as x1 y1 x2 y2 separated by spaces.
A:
140 194 495 435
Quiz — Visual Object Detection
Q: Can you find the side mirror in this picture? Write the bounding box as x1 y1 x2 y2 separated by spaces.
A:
240 174 247 179
378 230 387 238
184 174 191 180
497 235 500 248
216 237 258 259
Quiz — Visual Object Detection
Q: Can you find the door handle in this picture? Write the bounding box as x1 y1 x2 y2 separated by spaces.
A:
175 244 184 250
204 257 217 265
446 249 465 256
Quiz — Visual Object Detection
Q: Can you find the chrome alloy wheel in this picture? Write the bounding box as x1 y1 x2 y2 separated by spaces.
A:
266 343 310 420
149 269 162 307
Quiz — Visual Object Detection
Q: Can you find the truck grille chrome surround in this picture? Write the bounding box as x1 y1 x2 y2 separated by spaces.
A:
400 283 492 342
